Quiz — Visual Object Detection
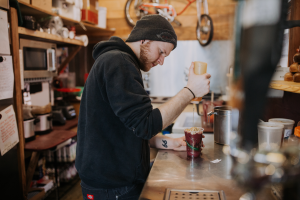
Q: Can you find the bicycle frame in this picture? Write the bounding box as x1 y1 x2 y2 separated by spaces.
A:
135 0 209 21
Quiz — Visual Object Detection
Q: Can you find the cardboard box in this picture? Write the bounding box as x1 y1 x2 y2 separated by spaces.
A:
18 0 30 4
82 0 97 12
31 0 52 11
81 9 98 25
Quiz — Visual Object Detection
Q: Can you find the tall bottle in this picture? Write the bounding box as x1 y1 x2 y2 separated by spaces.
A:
191 61 207 104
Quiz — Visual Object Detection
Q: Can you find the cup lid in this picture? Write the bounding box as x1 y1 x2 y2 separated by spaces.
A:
214 106 231 115
258 122 284 129
268 118 295 125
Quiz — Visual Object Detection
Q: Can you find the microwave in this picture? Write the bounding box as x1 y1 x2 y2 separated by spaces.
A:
20 39 57 79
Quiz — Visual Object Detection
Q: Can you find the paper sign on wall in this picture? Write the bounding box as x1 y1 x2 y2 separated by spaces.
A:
0 9 10 55
0 56 14 100
0 105 19 156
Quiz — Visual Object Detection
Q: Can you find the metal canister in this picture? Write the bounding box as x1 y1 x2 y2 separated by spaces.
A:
208 106 231 145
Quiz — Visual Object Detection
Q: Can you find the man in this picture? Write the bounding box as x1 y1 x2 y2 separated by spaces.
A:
76 15 211 200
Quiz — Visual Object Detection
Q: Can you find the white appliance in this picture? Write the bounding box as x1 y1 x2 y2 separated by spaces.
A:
20 39 57 79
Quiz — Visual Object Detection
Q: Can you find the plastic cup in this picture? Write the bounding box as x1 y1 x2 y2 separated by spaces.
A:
258 122 284 151
184 127 204 158
268 118 295 138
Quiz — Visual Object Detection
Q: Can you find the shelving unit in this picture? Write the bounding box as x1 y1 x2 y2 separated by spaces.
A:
18 1 115 36
18 27 84 45
270 80 300 94
8 2 115 199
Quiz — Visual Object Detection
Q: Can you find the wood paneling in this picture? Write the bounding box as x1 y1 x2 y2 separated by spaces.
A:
288 0 300 66
99 0 236 40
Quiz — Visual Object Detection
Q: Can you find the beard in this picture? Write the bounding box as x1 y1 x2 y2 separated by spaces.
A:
139 41 152 72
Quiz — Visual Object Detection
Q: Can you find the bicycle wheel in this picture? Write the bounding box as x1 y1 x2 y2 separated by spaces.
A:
196 14 213 46
125 0 158 27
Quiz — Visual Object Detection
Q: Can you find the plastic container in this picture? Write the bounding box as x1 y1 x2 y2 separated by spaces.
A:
184 127 204 158
98 7 107 28
258 122 284 151
268 118 295 138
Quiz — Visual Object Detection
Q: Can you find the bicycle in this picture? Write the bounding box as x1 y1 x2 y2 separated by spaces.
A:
125 0 214 46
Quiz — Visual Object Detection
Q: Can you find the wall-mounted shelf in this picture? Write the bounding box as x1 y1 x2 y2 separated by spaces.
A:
18 27 84 46
270 80 300 94
18 1 115 36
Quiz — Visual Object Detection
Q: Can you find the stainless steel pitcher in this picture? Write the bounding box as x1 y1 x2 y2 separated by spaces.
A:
208 106 232 145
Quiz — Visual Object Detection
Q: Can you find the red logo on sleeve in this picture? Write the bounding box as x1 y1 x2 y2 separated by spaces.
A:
87 194 94 200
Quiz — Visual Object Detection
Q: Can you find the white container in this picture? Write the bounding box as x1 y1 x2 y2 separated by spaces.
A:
268 118 295 138
258 122 284 151
98 7 107 28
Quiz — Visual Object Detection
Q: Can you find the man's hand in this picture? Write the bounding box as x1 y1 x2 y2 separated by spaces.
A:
150 135 206 151
150 135 186 150
186 62 211 98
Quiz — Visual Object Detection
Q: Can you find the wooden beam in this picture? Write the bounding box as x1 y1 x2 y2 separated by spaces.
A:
26 152 41 193
58 46 82 74
9 7 27 200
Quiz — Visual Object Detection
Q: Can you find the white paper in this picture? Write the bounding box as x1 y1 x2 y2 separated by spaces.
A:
19 50 24 90
284 129 292 138
0 10 10 55
0 105 19 156
211 159 221 163
0 56 14 100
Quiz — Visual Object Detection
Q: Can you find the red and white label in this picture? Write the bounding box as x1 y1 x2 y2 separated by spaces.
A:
87 194 94 200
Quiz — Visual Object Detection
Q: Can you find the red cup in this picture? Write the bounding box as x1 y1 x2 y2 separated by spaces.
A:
184 128 204 158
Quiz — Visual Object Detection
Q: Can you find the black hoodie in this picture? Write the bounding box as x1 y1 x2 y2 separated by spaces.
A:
75 37 162 189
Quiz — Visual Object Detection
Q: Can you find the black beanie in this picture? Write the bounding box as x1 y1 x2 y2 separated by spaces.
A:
126 15 177 50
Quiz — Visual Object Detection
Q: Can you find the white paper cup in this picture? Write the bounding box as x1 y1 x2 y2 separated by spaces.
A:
268 118 295 138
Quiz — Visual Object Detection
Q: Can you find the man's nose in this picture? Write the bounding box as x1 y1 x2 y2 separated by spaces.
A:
157 56 165 65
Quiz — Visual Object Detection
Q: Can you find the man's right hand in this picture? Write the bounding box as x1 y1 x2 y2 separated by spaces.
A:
186 62 211 98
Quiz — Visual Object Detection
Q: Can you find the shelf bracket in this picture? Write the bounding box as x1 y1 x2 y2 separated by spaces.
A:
58 46 82 74
26 151 41 193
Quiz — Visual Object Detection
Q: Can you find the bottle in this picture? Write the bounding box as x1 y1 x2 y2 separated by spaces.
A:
191 61 207 104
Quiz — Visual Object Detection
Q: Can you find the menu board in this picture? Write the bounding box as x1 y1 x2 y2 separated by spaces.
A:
0 105 19 156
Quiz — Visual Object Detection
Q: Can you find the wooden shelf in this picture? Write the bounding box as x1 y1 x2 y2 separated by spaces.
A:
18 27 84 45
18 1 115 35
270 80 300 93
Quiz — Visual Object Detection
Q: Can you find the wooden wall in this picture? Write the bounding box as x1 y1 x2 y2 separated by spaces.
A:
99 0 236 40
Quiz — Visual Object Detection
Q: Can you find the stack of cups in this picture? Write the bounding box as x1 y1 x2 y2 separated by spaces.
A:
268 118 295 138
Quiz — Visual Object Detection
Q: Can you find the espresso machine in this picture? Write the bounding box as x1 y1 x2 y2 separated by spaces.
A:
229 0 300 199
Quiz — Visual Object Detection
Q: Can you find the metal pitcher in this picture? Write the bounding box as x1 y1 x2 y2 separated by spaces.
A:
208 106 232 145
